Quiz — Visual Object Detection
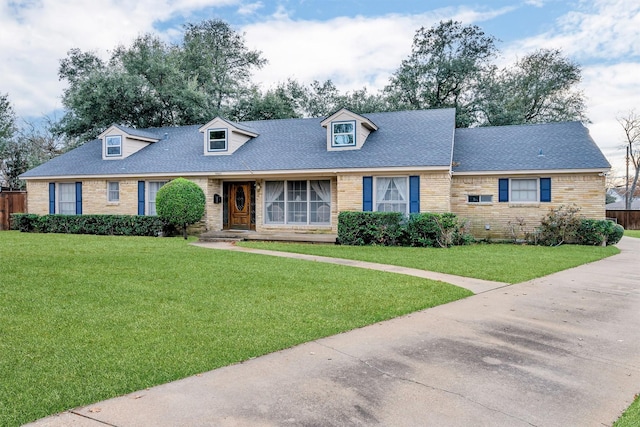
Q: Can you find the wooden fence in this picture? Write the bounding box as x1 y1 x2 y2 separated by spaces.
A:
606 210 640 230
0 191 27 230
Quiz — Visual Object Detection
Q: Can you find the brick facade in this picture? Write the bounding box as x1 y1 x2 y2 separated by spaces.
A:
450 173 606 239
25 171 606 239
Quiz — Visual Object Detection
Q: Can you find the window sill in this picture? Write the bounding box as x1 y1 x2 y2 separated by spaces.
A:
508 203 540 208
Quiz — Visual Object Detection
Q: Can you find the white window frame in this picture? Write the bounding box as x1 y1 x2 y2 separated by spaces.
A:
467 194 493 204
105 135 122 157
331 120 356 147
207 128 228 152
147 181 168 216
374 177 409 214
510 178 539 203
107 181 120 203
264 180 331 225
58 183 76 215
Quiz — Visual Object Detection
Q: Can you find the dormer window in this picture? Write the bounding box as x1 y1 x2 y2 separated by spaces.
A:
208 129 228 152
332 121 356 147
105 135 122 157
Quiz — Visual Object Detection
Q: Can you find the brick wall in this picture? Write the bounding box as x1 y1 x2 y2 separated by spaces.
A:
26 171 605 240
451 173 606 239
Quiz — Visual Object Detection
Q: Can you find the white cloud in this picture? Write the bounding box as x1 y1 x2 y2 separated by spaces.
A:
237 1 263 15
497 0 640 175
0 0 239 116
244 6 515 92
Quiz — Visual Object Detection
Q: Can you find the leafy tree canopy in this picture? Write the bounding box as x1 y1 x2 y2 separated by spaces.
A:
385 20 498 127
477 49 586 126
54 18 589 145
56 20 266 141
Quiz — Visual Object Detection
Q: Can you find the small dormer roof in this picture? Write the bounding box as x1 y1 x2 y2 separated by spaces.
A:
98 124 160 143
320 108 378 131
198 117 259 138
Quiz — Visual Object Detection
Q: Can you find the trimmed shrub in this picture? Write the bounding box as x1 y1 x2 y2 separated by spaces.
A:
576 219 624 246
10 214 164 236
337 211 404 246
403 212 471 248
533 204 582 246
156 178 206 239
10 213 40 232
337 211 471 248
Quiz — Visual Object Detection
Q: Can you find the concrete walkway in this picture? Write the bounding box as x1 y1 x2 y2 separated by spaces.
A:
27 238 640 427
191 241 510 294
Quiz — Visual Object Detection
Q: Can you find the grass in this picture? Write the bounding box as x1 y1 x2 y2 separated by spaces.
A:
238 241 620 283
0 232 471 427
624 230 640 238
614 395 640 426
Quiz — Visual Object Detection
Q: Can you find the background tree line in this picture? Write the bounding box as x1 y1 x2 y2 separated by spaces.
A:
0 18 616 190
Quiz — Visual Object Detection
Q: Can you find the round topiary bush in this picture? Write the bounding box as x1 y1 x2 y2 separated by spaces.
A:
155 178 206 239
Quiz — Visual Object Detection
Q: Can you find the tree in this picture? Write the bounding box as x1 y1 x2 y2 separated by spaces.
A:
618 110 640 210
385 20 497 127
0 93 18 187
56 19 266 141
181 19 267 114
477 49 587 126
1 116 64 189
156 178 206 239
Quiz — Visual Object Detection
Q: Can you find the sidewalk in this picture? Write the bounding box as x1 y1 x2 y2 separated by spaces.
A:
191 241 510 294
27 237 640 426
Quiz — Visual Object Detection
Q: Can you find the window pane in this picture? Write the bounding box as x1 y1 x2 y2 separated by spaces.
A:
511 179 537 202
148 181 167 216
333 134 354 146
376 177 408 213
106 136 121 156
108 182 120 202
332 121 355 146
287 181 307 223
59 183 76 215
209 130 225 140
208 129 227 151
333 123 353 133
468 195 480 203
480 195 493 203
265 182 285 224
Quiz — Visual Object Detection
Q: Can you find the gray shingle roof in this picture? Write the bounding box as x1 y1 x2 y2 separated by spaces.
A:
21 109 456 178
452 121 610 172
21 110 610 179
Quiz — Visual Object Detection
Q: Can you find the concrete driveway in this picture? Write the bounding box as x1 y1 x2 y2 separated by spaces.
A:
27 237 640 426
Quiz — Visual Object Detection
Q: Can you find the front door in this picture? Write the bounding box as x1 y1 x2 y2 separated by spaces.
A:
228 182 252 230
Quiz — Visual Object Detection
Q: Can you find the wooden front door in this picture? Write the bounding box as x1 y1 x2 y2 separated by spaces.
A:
228 182 252 230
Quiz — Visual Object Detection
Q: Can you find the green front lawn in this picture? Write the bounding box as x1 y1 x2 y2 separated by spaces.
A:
615 394 640 426
0 232 470 427
239 241 620 283
624 230 640 238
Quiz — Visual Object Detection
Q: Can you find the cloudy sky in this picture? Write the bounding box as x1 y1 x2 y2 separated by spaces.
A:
1 0 638 178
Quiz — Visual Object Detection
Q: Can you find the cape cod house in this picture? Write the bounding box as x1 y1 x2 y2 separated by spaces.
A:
20 108 611 239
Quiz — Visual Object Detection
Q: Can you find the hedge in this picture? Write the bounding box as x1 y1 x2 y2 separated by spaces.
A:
11 213 165 237
337 211 471 248
575 219 624 246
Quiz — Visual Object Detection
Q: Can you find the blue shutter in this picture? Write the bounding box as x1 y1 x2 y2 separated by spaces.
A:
499 179 509 202
363 176 373 211
48 183 55 214
409 176 420 213
540 178 551 202
75 182 82 215
138 181 145 215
